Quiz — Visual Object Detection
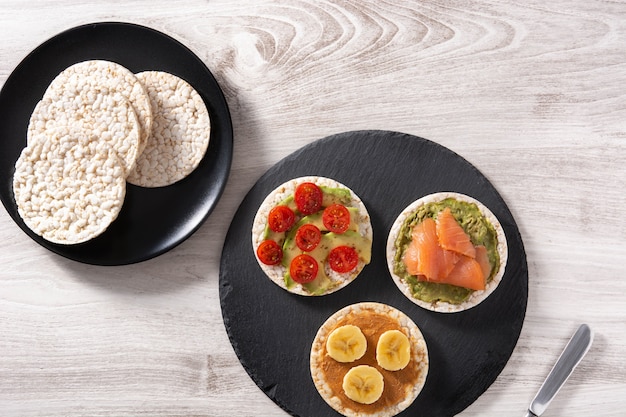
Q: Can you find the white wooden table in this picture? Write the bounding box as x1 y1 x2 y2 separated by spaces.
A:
1 1 625 416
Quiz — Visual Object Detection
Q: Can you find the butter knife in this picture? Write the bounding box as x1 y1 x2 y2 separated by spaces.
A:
524 324 593 417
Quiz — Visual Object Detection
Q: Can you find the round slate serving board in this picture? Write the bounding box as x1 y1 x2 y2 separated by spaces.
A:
0 22 233 265
219 130 528 417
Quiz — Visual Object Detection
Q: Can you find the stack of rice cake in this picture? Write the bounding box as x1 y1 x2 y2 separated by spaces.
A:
13 60 211 245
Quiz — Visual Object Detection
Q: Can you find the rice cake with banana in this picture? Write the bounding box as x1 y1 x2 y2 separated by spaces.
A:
310 302 428 417
252 176 373 296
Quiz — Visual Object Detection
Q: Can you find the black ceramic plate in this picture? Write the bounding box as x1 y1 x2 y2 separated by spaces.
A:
0 22 233 265
220 131 528 417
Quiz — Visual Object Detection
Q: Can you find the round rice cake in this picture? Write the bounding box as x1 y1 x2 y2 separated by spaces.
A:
27 60 152 159
27 91 141 176
126 71 211 187
252 176 373 296
310 302 429 417
13 128 126 245
386 192 508 313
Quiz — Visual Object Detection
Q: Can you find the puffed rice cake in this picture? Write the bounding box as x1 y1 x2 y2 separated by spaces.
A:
13 128 126 245
27 60 153 172
126 71 211 187
28 90 141 176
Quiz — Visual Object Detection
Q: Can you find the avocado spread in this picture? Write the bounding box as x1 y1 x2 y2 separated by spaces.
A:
393 198 500 304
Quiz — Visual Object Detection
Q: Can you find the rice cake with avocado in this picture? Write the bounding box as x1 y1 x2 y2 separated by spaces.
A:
310 302 429 417
252 176 372 296
386 192 508 313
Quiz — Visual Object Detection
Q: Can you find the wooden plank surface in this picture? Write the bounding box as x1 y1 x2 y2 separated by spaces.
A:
1 1 625 416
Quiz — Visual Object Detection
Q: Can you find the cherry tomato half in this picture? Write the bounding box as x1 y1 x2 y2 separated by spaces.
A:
256 240 283 265
268 205 296 232
290 254 319 283
295 224 322 251
328 245 359 273
322 204 351 233
294 182 323 215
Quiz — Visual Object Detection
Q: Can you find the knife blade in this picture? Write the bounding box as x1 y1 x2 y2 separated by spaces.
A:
524 324 593 417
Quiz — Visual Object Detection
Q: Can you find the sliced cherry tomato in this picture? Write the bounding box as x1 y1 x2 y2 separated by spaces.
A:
256 240 283 265
295 224 322 252
328 246 359 273
290 254 319 283
268 205 296 232
322 203 351 233
294 182 323 215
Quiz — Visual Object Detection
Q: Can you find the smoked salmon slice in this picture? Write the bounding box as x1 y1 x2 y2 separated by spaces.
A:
403 208 492 291
441 255 486 291
474 245 492 279
403 218 459 281
403 238 421 276
436 207 476 258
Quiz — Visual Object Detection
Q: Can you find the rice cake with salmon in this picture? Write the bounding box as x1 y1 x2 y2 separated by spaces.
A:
386 192 508 313
252 176 372 296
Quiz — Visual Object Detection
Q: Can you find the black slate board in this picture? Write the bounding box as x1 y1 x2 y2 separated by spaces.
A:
0 22 233 265
219 130 528 417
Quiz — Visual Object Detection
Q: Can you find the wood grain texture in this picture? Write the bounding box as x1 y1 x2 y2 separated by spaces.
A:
1 0 625 416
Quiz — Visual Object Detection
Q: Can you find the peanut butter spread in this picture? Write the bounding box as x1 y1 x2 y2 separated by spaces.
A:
319 308 424 414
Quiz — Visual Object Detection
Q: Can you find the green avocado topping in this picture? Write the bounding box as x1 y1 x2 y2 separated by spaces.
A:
284 230 371 294
393 198 500 304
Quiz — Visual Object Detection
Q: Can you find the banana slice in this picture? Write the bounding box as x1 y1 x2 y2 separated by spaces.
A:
326 324 367 362
342 365 384 404
376 329 411 371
